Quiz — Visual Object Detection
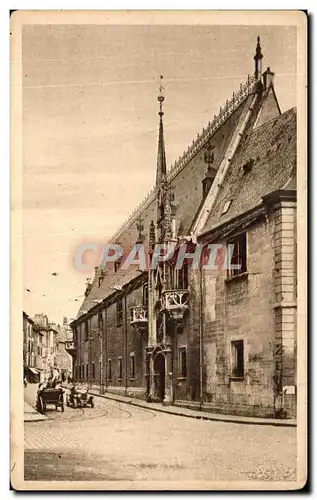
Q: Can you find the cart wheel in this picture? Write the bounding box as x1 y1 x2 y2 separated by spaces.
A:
90 399 94 408
36 396 43 414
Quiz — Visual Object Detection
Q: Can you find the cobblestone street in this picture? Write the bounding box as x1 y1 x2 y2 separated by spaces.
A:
24 384 297 482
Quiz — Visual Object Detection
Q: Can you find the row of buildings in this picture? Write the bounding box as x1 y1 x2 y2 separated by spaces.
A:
23 313 73 383
68 37 297 419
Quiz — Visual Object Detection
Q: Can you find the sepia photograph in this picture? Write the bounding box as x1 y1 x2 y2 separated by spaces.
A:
10 10 307 490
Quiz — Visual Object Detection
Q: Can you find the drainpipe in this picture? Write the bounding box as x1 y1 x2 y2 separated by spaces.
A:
99 309 105 395
105 308 108 390
124 294 128 396
88 318 92 389
199 267 204 411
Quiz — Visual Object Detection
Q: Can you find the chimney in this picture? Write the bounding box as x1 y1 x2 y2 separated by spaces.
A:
262 67 275 90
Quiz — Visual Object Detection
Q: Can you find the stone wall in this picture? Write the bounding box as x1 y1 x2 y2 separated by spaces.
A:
188 216 278 417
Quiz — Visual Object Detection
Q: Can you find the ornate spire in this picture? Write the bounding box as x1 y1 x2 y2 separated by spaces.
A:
156 75 167 188
149 220 156 251
136 216 144 243
202 140 216 200
254 36 263 80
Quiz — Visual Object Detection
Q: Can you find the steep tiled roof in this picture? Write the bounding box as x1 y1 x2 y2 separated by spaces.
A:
74 80 259 320
76 268 142 318
200 107 296 236
74 75 285 321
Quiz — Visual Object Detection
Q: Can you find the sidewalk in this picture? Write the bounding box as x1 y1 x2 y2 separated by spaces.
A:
89 387 296 428
24 401 47 422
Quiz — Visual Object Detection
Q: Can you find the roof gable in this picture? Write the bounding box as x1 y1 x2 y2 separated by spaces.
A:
200 107 297 237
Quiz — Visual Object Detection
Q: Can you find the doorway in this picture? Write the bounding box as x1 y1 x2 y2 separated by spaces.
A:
154 353 165 401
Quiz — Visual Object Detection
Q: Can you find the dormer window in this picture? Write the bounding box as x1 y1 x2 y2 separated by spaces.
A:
222 199 232 215
98 311 103 329
243 158 255 174
116 299 123 326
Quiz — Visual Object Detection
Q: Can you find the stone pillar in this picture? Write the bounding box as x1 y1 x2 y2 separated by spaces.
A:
146 347 155 402
272 196 297 418
163 344 173 405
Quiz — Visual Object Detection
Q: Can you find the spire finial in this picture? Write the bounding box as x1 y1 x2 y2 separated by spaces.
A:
254 36 263 60
156 74 167 191
158 75 165 115
254 35 263 80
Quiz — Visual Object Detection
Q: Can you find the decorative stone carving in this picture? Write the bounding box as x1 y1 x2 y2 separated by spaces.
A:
129 305 148 331
161 289 189 321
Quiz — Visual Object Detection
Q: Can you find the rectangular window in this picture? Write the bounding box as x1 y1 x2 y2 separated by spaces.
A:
108 359 112 381
116 299 123 325
231 340 244 378
227 233 247 278
85 321 89 341
98 311 103 330
143 285 149 307
92 362 95 380
82 365 84 380
179 347 187 378
86 364 89 379
130 353 135 380
118 357 123 380
177 261 189 289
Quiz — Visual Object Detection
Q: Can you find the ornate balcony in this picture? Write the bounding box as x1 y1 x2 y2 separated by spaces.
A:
161 289 189 321
129 305 148 331
65 340 77 358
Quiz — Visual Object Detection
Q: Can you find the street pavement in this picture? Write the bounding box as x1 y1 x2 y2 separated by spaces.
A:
24 383 297 483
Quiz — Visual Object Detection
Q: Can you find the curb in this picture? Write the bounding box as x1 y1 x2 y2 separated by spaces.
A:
89 390 297 428
24 401 48 422
24 415 48 423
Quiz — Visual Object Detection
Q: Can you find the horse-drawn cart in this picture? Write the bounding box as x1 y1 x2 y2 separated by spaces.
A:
36 387 65 413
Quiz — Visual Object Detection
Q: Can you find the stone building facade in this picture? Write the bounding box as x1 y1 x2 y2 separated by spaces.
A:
23 311 39 382
69 38 297 419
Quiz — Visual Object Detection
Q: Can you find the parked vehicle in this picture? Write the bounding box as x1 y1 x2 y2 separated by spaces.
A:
36 387 65 413
66 386 94 409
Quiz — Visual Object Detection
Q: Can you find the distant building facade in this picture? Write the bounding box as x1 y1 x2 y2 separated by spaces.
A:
55 317 73 381
70 39 297 419
23 311 39 382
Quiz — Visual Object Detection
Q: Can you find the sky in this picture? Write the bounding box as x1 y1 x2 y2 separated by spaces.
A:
21 23 297 324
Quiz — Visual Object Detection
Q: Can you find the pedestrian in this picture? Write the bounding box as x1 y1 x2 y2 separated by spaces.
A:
47 377 54 388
